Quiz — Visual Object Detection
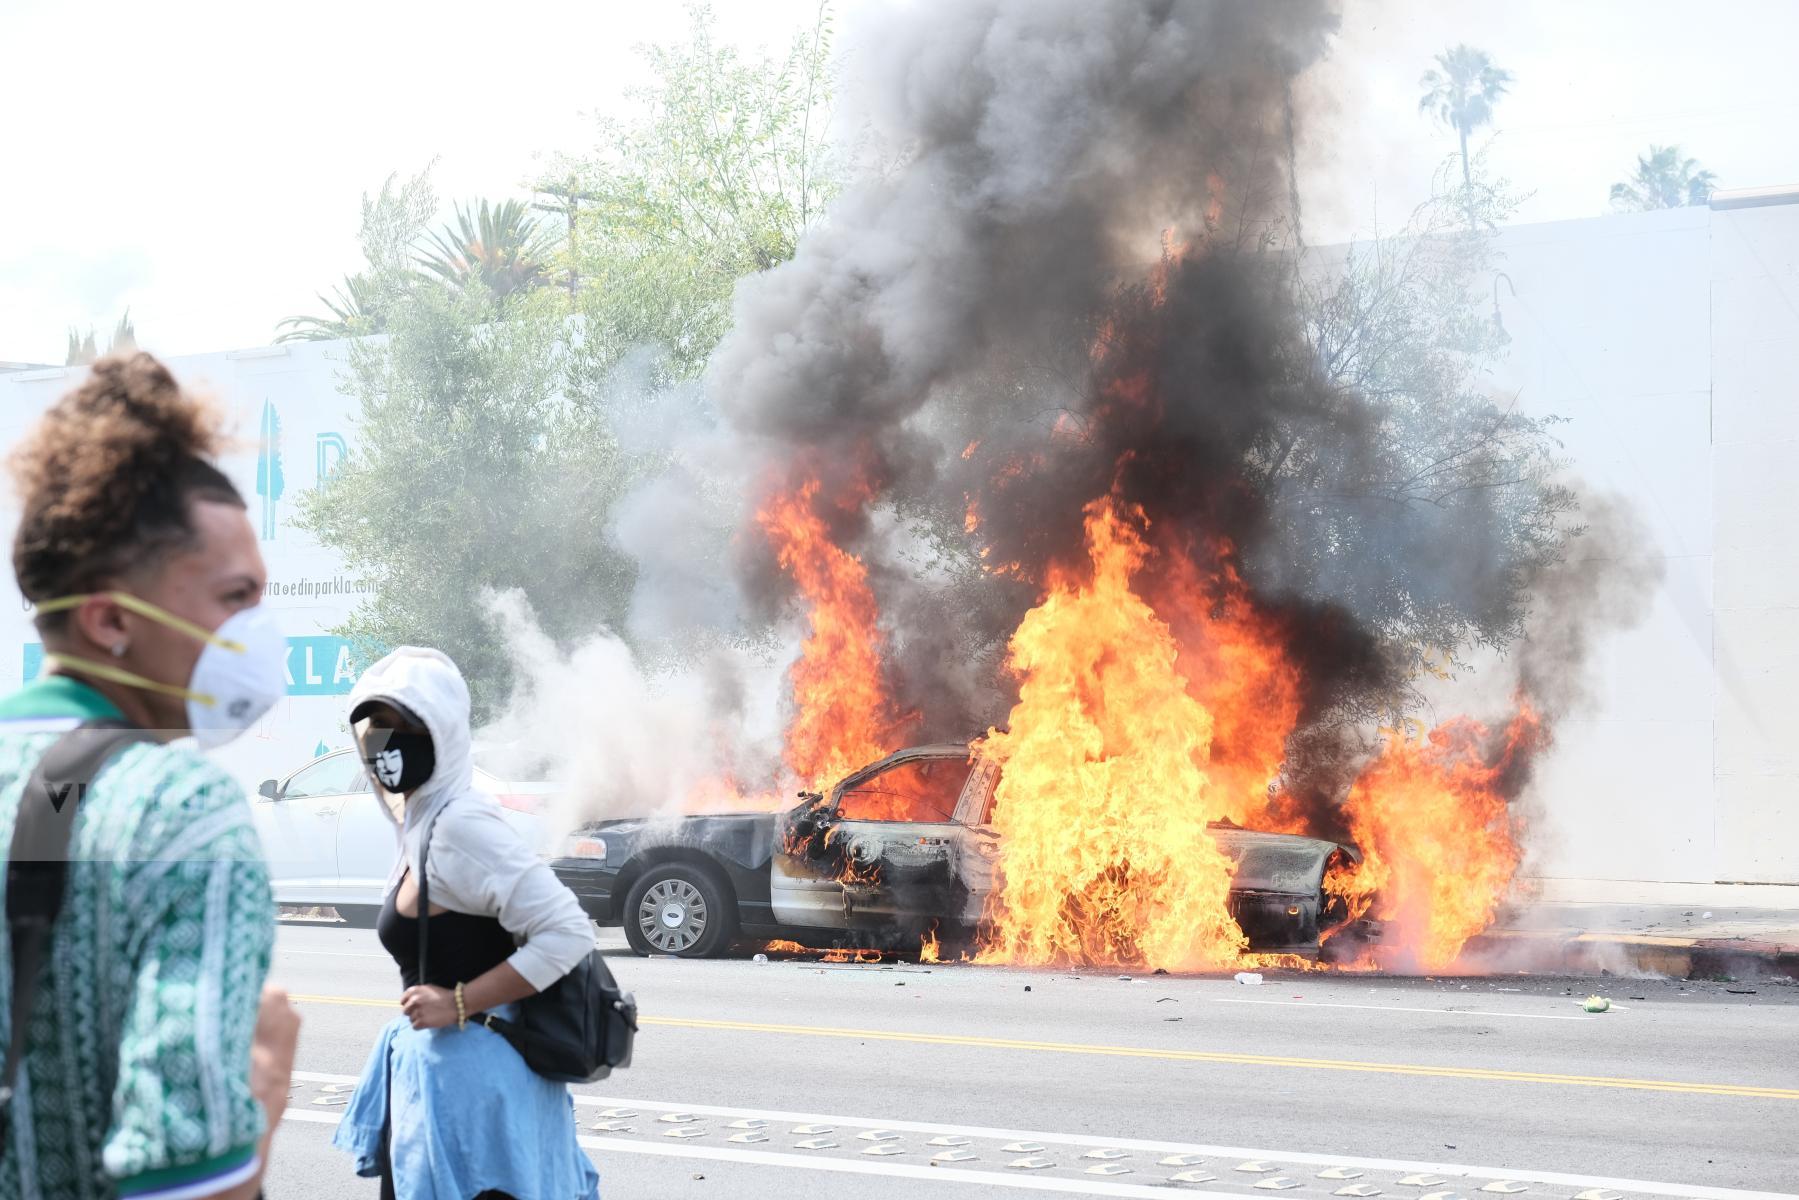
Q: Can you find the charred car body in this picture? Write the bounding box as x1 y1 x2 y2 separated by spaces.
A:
552 744 1365 959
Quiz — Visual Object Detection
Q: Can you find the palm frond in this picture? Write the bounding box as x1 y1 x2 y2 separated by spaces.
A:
417 198 555 302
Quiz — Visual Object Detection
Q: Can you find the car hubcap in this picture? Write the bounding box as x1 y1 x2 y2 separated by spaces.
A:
638 878 708 953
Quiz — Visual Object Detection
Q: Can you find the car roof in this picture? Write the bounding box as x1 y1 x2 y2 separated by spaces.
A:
293 747 499 784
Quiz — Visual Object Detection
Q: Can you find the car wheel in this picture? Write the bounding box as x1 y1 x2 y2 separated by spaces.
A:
623 863 737 958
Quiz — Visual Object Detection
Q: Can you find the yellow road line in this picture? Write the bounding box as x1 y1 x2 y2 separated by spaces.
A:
287 994 1799 1100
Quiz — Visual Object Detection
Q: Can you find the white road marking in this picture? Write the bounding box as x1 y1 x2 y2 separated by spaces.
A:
577 1135 1269 1196
1208 998 1598 1022
281 1109 344 1126
282 1070 1794 1200
281 1105 1265 1197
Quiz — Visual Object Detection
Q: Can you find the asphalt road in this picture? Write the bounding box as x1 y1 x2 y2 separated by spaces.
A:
263 921 1799 1200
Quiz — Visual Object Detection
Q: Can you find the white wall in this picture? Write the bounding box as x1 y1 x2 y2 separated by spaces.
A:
1487 200 1798 886
1483 207 1716 883
1709 202 1799 884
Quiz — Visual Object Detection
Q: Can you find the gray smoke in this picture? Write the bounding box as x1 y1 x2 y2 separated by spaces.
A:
476 589 788 833
604 0 1653 824
711 0 1336 448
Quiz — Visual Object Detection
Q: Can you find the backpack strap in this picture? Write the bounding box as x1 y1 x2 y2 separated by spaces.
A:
0 719 153 1121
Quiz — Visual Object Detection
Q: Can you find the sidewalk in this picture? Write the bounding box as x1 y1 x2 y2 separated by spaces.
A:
1473 901 1799 980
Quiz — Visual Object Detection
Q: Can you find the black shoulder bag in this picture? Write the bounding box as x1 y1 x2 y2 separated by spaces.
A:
416 805 636 1084
0 719 154 1153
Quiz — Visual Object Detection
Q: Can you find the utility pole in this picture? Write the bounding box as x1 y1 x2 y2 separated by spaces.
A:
533 177 601 300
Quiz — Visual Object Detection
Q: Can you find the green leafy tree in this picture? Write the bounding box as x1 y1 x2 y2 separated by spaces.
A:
1291 153 1574 713
541 0 838 384
295 174 645 718
1418 45 1513 226
293 5 838 713
1610 144 1717 211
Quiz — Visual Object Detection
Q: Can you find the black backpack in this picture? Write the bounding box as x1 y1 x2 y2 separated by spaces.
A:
0 720 156 1151
416 804 636 1083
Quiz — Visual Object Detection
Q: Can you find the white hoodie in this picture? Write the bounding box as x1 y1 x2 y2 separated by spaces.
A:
349 646 593 992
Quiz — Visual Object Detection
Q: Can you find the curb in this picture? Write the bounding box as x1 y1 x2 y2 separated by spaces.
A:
1469 929 1799 981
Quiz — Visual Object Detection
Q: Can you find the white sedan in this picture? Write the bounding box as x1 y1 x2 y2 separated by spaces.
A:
250 747 552 923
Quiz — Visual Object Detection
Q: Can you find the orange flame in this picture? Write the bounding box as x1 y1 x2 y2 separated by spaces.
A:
1153 546 1305 831
977 497 1247 970
682 776 783 813
919 928 942 964
763 939 810 955
757 477 910 791
1335 706 1543 971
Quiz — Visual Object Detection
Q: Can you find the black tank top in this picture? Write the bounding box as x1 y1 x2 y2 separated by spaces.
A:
376 881 519 990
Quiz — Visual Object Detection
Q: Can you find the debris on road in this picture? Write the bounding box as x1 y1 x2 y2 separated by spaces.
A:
1236 972 1265 985
1582 995 1611 1012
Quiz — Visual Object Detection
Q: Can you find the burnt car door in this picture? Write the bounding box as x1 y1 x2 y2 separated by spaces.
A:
952 754 1002 927
770 748 976 933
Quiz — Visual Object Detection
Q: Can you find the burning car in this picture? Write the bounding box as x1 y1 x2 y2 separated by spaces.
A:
551 744 1367 960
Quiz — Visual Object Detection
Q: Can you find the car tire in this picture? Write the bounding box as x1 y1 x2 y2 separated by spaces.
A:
623 863 737 958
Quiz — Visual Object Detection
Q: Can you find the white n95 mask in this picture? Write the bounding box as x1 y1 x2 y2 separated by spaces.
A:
184 603 288 748
35 592 288 748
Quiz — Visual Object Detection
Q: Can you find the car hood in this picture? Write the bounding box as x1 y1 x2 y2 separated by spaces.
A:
580 812 777 836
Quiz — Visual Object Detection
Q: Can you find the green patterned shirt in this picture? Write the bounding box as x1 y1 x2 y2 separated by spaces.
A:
0 677 273 1200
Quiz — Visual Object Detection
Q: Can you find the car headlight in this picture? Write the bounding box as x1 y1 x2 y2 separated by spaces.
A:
564 834 607 861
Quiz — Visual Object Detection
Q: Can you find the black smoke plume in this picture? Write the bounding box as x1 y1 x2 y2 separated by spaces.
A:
617 0 1649 820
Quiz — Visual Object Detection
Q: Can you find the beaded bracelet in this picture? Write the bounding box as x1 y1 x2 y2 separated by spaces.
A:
454 981 467 1030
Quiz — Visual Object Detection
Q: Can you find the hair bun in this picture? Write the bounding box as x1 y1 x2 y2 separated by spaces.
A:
10 352 240 606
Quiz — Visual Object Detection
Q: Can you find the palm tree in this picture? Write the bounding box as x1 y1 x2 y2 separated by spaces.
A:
1610 145 1717 211
417 199 554 303
65 309 137 365
1418 44 1514 218
276 274 383 343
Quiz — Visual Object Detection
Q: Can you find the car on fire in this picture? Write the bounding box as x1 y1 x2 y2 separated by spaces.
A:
550 743 1368 959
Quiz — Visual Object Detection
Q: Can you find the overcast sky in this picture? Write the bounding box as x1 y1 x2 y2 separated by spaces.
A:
4 0 1797 363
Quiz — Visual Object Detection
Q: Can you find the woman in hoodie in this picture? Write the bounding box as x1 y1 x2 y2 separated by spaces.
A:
331 647 599 1200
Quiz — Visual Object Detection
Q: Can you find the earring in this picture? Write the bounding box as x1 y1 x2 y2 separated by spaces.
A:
111 642 127 658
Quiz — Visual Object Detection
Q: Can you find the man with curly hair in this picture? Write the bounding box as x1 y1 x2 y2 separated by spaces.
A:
0 353 300 1200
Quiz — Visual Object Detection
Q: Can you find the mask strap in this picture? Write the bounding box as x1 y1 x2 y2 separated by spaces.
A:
41 652 218 709
35 592 248 654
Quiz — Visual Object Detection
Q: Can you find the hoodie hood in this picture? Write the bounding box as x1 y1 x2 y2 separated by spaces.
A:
348 646 475 880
